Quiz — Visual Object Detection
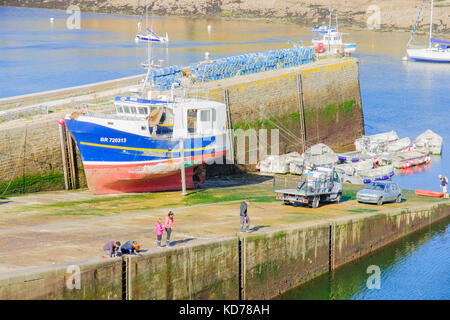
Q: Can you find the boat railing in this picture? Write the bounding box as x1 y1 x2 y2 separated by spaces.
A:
84 111 147 121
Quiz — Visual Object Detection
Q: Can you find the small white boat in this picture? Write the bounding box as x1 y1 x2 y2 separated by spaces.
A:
406 0 450 62
414 129 443 155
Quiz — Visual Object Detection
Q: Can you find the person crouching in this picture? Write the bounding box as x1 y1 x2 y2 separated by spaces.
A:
120 240 141 255
103 240 121 258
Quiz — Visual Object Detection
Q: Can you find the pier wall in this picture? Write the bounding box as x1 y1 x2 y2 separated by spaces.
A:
1 203 448 300
125 238 239 300
332 203 449 269
204 58 363 157
241 223 330 300
0 258 123 300
0 118 87 193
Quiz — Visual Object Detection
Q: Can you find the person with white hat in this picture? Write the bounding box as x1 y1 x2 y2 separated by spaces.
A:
438 174 448 198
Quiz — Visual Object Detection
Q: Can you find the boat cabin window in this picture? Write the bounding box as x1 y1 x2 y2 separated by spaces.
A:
123 105 130 114
116 104 123 113
130 106 137 114
200 110 210 122
138 107 148 115
187 109 197 134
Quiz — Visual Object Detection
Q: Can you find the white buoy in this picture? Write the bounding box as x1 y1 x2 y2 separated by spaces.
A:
50 17 54 23
402 56 408 61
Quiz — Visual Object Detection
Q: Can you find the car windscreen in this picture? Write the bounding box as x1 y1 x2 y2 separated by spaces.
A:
365 183 386 191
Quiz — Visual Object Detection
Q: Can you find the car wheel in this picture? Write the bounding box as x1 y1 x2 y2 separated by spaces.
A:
377 197 383 206
396 195 401 203
312 197 320 208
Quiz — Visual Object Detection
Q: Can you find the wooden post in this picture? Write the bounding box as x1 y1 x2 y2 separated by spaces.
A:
224 88 235 164
180 138 187 196
296 73 307 153
58 122 69 190
66 127 77 190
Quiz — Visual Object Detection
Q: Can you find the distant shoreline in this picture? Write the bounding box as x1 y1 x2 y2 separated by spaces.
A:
2 0 449 35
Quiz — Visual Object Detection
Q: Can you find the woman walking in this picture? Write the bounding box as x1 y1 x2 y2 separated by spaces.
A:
165 211 174 247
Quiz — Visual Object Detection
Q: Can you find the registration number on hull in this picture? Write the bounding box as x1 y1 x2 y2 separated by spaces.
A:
100 137 127 143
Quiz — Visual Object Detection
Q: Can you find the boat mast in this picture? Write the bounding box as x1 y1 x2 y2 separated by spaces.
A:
141 0 152 98
329 8 333 28
429 0 434 48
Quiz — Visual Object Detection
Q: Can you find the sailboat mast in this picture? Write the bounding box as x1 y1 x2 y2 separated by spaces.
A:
141 0 152 98
429 0 434 48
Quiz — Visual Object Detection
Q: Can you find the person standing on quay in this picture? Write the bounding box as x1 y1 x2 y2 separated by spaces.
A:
439 174 448 198
240 199 251 233
155 218 165 248
165 211 174 247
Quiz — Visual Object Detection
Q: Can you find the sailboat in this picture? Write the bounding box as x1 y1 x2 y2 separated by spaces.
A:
406 0 450 62
134 6 168 43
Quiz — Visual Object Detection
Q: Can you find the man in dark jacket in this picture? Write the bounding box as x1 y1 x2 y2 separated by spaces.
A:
240 199 251 233
120 240 141 255
103 241 121 258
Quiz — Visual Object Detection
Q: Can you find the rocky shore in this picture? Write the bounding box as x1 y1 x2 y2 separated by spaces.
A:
3 0 449 33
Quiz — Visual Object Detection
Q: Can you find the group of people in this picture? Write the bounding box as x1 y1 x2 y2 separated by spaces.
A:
102 199 253 257
102 240 141 258
102 211 175 257
155 211 175 248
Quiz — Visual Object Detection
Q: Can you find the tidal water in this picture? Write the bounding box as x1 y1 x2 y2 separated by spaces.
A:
278 217 450 300
1 6 449 300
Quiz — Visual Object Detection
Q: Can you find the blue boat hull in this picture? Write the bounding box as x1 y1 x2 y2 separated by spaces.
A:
65 119 226 194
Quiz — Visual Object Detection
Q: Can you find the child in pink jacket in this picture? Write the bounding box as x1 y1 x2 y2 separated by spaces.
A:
155 218 165 248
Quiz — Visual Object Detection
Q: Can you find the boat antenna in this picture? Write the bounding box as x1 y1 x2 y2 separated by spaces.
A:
429 0 434 48
141 0 154 99
336 12 338 33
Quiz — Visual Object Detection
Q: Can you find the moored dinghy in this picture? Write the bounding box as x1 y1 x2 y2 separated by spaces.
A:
414 129 443 155
415 190 444 197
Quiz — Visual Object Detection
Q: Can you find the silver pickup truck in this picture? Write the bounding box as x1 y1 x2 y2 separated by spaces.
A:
274 167 343 208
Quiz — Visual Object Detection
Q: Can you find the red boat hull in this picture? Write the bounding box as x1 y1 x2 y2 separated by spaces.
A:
415 190 444 197
83 152 225 195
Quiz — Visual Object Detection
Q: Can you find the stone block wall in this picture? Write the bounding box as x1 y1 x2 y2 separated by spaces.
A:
0 258 123 300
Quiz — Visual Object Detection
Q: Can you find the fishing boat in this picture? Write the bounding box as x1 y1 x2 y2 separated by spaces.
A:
63 6 228 195
63 96 229 194
311 25 336 34
311 8 356 54
406 0 450 62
